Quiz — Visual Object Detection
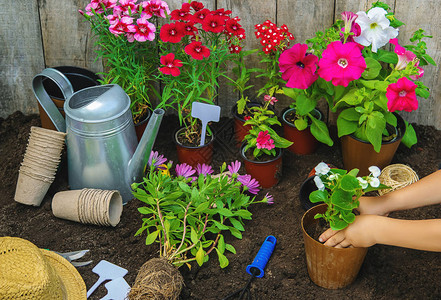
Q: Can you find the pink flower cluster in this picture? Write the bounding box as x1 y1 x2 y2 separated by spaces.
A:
256 131 275 150
254 20 295 54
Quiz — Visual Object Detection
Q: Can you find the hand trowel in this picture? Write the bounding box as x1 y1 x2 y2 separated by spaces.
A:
87 260 128 298
191 102 221 146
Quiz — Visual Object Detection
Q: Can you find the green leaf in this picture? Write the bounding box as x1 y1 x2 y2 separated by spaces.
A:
422 53 436 66
191 227 198 244
196 244 205 266
229 217 245 231
216 248 229 268
138 207 155 215
229 227 243 239
341 211 356 224
337 117 358 137
331 189 354 210
145 230 159 245
194 201 210 214
377 50 398 64
234 210 252 219
213 220 229 230
217 207 233 217
340 174 360 191
178 181 191 193
135 226 147 237
401 122 417 148
362 57 382 79
329 216 349 231
366 114 386 152
309 190 327 203
218 235 226 254
296 94 316 115
310 117 334 146
225 243 236 254
294 118 308 131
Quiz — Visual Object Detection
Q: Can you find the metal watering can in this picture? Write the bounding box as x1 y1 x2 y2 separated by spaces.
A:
33 68 164 204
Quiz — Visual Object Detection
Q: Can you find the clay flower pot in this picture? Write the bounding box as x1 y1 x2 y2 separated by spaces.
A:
302 203 368 289
240 143 282 189
341 113 406 176
282 108 323 155
231 102 262 147
174 127 214 167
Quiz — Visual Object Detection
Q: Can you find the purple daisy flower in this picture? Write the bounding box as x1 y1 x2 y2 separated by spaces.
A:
149 151 167 168
228 160 241 175
195 163 214 176
175 163 196 178
238 174 260 195
264 193 274 205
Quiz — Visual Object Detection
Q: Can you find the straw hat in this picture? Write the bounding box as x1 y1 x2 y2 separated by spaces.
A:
0 237 86 299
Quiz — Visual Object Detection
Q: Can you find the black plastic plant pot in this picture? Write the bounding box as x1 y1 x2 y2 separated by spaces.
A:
299 176 322 211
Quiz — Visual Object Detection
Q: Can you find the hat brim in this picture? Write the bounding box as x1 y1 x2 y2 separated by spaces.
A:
41 249 87 299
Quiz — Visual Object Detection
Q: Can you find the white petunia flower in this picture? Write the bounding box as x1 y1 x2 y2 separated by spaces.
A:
368 166 381 178
314 176 325 191
315 162 330 175
354 7 398 52
357 177 368 189
369 177 380 188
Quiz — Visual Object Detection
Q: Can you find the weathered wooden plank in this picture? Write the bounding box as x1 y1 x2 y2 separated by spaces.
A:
394 0 441 129
39 0 103 73
334 0 395 16
0 0 44 118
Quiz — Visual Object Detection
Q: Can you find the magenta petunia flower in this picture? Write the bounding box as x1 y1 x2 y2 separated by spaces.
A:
175 163 196 178
238 174 260 194
228 160 241 174
318 41 366 87
256 131 275 150
279 44 319 89
149 151 167 168
195 163 214 176
340 11 361 42
159 53 183 77
386 77 418 112
133 17 156 42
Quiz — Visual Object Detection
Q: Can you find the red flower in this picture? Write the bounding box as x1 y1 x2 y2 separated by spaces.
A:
192 8 211 23
160 22 185 43
225 18 245 37
159 53 183 77
185 41 210 60
182 21 198 36
170 3 192 21
190 1 204 11
228 44 242 54
202 14 225 33
213 8 232 19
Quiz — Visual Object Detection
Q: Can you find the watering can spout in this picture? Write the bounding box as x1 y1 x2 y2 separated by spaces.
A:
127 109 164 185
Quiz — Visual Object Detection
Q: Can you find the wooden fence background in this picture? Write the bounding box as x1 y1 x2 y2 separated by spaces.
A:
1 0 441 129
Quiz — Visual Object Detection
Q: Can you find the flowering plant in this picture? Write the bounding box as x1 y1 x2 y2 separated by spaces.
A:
310 162 388 230
80 0 170 122
132 152 273 268
279 1 435 152
242 96 292 159
156 1 245 144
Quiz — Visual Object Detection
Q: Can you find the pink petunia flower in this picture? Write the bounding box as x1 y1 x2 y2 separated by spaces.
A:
256 131 275 150
279 44 319 89
159 53 183 77
340 11 361 42
195 163 214 176
109 16 136 36
318 41 366 87
133 17 156 42
386 77 418 112
185 41 210 60
238 174 260 194
175 163 196 178
389 38 424 79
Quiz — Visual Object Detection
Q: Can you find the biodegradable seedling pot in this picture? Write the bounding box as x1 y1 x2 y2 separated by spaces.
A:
301 203 368 289
14 171 52 206
52 189 83 222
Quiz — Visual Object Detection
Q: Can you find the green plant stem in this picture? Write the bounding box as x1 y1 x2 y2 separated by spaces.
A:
169 202 192 260
157 201 168 257
172 213 210 259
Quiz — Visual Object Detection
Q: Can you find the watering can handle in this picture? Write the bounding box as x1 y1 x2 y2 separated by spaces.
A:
246 235 277 278
32 68 74 133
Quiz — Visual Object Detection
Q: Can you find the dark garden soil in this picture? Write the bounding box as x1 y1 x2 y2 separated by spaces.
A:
1 111 441 300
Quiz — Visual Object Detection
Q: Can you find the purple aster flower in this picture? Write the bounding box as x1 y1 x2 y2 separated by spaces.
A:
175 163 196 178
228 160 241 174
195 163 214 176
238 174 260 195
149 151 167 168
264 193 274 205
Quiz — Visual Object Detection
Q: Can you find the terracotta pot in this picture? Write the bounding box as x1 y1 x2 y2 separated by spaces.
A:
134 109 152 142
282 108 322 155
302 203 368 289
174 127 214 167
240 144 282 189
38 66 100 130
231 102 262 147
341 113 406 176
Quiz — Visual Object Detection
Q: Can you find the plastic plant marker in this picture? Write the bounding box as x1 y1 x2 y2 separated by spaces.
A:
86 260 128 298
191 102 221 146
222 235 277 299
100 277 131 300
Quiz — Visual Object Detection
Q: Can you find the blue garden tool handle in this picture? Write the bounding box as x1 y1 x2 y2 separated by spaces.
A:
246 235 277 278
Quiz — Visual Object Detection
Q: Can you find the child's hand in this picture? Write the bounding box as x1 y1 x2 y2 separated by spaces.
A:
357 196 390 216
319 215 380 248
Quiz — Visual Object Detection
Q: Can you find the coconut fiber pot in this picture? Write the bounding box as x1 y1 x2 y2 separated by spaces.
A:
302 203 368 289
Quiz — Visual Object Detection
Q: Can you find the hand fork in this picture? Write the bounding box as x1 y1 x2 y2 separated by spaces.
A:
53 249 93 267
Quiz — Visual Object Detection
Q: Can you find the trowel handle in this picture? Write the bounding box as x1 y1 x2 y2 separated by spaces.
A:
246 235 277 278
87 276 105 298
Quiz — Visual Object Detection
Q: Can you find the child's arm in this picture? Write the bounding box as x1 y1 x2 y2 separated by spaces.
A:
319 215 441 251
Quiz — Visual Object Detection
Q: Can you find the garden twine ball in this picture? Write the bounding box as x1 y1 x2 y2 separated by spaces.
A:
378 164 419 195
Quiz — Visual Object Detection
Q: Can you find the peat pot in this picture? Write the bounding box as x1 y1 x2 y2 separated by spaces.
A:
341 113 405 176
282 108 322 155
174 127 214 167
240 144 282 189
37 66 100 130
302 203 368 289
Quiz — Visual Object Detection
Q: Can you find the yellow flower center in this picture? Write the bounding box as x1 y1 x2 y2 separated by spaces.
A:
370 22 378 29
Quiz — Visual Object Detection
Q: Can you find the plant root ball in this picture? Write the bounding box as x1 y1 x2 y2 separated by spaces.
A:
128 257 184 300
